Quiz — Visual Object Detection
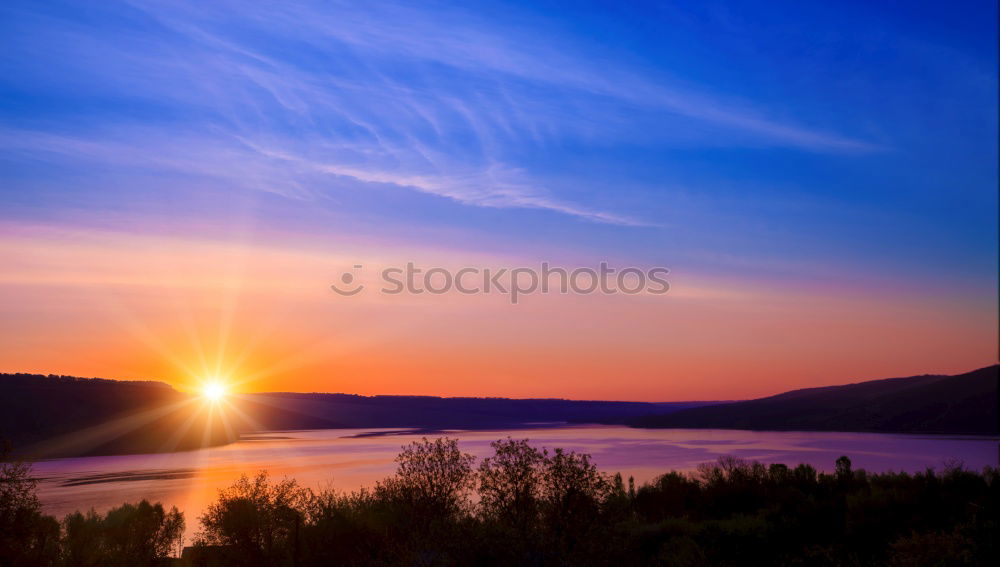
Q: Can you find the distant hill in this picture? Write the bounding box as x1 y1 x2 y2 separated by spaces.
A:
0 372 712 457
237 392 710 431
632 365 999 434
0 373 235 457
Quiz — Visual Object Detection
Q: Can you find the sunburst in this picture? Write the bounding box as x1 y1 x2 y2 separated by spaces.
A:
201 380 227 403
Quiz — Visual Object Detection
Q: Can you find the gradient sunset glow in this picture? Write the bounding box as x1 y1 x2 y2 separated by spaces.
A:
0 1 996 401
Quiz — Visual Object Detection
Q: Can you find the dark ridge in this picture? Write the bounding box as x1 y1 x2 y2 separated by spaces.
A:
237 391 714 431
0 373 235 458
631 365 999 434
0 372 715 457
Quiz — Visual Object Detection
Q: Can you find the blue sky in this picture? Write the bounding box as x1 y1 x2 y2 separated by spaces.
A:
1 0 997 298
1 1 997 397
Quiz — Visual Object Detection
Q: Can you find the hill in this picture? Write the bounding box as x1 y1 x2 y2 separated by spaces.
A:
237 392 708 430
0 373 235 457
0 373 711 457
631 365 999 434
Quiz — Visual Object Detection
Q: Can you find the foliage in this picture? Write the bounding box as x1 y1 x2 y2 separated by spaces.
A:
194 471 311 567
2 438 998 566
2 441 181 567
62 500 184 566
1 443 59 566
379 437 476 520
478 438 546 529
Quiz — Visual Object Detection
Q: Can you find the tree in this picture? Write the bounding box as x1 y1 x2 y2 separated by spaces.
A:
0 442 59 566
541 448 609 511
477 438 547 563
478 438 545 530
61 501 183 567
835 455 853 483
105 500 184 564
196 471 311 567
380 437 475 519
61 509 103 566
539 447 612 562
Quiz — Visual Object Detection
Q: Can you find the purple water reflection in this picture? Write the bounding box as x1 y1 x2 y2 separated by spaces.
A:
31 425 999 542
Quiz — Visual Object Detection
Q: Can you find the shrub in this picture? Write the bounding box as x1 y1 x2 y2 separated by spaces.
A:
62 501 183 567
195 471 311 567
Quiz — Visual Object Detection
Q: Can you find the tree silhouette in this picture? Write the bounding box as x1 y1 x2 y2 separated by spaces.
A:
62 500 183 566
2 437 998 566
1 442 59 566
478 438 545 530
195 471 310 567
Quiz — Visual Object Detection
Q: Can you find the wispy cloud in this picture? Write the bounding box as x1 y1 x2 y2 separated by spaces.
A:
0 127 648 226
237 1 881 152
2 0 882 225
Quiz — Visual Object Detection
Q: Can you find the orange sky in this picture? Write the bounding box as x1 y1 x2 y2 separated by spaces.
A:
1 222 995 401
2 0 997 405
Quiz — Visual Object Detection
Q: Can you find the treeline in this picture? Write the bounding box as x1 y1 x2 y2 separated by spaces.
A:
2 439 998 566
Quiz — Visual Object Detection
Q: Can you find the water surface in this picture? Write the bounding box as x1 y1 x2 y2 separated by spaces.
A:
33 425 998 541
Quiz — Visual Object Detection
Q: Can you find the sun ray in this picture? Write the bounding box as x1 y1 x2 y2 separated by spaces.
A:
26 398 196 458
158 401 207 453
221 395 269 433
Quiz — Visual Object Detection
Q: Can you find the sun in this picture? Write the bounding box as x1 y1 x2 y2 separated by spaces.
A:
202 381 227 402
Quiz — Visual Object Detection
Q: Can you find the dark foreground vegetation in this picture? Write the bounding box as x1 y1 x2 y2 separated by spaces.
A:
2 439 997 567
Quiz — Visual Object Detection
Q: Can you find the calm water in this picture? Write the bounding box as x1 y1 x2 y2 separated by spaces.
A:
32 425 999 541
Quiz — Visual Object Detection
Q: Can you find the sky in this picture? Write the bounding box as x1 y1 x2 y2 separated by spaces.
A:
0 0 996 400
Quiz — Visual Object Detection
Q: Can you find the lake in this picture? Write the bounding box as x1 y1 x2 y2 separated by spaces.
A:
31 425 999 542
